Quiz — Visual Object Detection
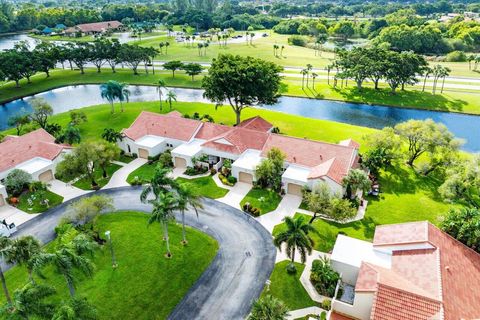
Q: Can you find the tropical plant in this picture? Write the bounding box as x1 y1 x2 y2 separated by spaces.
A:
140 165 177 203
102 128 123 143
2 283 56 319
0 237 13 305
175 184 203 244
255 148 286 192
156 79 167 110
8 236 41 283
341 169 371 199
56 142 100 187
274 216 317 271
166 90 177 111
95 141 121 178
52 297 97 320
148 192 178 258
304 183 335 224
100 80 119 114
57 124 81 145
310 257 341 297
248 295 289 320
442 207 480 252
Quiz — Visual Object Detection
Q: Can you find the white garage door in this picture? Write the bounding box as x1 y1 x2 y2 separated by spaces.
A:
138 148 149 159
239 172 253 184
38 170 54 182
174 157 187 168
287 183 303 196
0 195 5 206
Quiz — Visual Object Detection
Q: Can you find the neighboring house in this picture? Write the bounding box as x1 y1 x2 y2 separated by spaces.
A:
329 221 480 320
64 20 123 36
119 111 360 195
0 129 71 187
41 27 53 35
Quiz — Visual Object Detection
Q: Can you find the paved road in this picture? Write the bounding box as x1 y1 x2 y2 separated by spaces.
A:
13 187 277 320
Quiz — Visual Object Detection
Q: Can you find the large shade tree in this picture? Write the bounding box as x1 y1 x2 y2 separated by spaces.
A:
202 54 283 125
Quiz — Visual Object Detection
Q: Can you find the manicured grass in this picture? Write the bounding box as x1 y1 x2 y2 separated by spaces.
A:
30 34 95 42
73 163 122 190
273 164 458 252
240 188 282 215
176 176 229 199
126 161 159 184
16 190 64 213
1 211 219 319
117 154 135 164
261 261 316 310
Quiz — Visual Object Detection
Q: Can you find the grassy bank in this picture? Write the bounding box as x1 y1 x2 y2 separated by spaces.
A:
1 211 219 319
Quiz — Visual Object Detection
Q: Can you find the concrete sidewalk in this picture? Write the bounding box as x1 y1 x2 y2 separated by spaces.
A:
257 195 302 232
217 182 252 209
102 158 147 189
48 179 91 201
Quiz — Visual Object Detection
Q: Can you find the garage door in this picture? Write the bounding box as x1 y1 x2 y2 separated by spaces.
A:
239 172 253 184
38 170 54 182
174 157 187 168
287 183 303 196
138 148 149 159
0 195 5 206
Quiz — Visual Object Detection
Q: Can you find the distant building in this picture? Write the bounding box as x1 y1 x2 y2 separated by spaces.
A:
41 27 53 35
64 20 123 36
54 23 67 30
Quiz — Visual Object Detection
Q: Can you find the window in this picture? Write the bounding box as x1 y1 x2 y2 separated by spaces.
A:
127 145 131 153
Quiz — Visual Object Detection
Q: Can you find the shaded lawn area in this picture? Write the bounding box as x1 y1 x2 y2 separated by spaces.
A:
73 163 122 190
273 164 457 252
176 176 229 199
16 190 64 213
1 211 219 320
117 154 135 164
261 261 317 310
240 188 282 215
126 161 159 184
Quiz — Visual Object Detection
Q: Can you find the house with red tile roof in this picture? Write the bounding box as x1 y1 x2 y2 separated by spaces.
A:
0 129 71 205
64 20 123 36
329 221 480 320
119 112 360 195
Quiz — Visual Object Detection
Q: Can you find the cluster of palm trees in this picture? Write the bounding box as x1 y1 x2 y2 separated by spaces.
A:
422 64 451 95
0 231 97 318
197 42 210 56
300 64 319 90
467 54 480 71
158 41 171 55
155 79 177 111
140 165 202 258
100 80 131 114
272 44 285 57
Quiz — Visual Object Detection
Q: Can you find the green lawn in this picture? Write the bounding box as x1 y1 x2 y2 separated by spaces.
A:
72 163 122 190
16 190 64 213
274 165 457 252
30 34 95 42
261 261 316 310
117 154 135 164
176 176 229 199
126 161 159 184
1 211 218 319
240 188 283 215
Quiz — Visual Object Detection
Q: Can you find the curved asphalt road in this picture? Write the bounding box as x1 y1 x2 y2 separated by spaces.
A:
12 186 277 320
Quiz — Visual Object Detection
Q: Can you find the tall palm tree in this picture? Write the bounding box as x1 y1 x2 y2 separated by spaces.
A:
4 283 56 319
117 82 130 113
100 81 118 114
0 237 13 305
8 236 41 284
37 234 96 297
149 192 178 258
140 165 178 203
176 184 203 244
311 73 318 90
156 79 167 111
166 90 177 111
422 67 432 92
52 297 97 320
274 216 317 268
248 295 289 320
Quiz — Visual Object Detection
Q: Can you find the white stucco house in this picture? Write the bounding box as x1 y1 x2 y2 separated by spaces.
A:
0 129 71 205
328 221 480 320
118 111 360 195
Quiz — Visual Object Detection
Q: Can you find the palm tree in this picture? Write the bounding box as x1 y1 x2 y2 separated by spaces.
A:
52 297 97 320
311 73 318 90
176 184 203 244
306 64 313 87
280 45 285 56
100 81 118 114
0 237 13 305
117 82 130 112
8 236 41 284
165 42 170 54
203 42 209 55
341 169 371 199
166 90 177 111
149 192 178 258
274 216 317 269
37 234 96 297
159 42 165 54
300 69 308 89
273 44 278 56
248 295 289 320
156 80 167 111
4 283 56 319
197 43 204 56
422 67 432 92
468 54 475 70
140 165 178 203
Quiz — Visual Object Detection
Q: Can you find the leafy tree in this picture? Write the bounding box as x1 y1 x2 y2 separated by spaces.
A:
202 54 282 125
0 50 24 87
14 42 36 84
56 142 101 187
69 110 87 126
102 128 123 143
8 236 41 283
148 192 178 258
329 20 355 42
52 297 97 320
336 48 371 90
163 60 184 78
255 147 286 192
68 43 92 74
90 38 110 73
329 198 357 222
183 63 203 80
442 207 480 252
274 216 317 270
118 44 149 75
342 169 371 199
166 90 177 111
95 141 120 178
248 295 289 320
4 169 32 196
363 127 401 173
30 98 53 129
304 183 335 223
45 123 62 137
57 124 82 145
7 114 30 136
33 41 58 77
64 195 114 227
2 283 56 319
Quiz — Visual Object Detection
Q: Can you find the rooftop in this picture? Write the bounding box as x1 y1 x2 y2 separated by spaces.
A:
232 150 263 171
16 157 53 175
136 135 165 148
331 235 391 270
171 139 204 157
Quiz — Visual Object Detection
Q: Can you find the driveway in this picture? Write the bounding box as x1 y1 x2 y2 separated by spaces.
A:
48 179 91 201
217 182 252 209
0 205 38 227
13 187 276 320
102 158 147 189
257 195 302 233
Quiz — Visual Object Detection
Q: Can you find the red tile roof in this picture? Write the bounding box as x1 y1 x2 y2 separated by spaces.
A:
201 127 270 155
331 312 358 320
237 116 273 132
0 129 68 173
122 111 202 142
194 122 232 140
373 221 430 247
67 21 122 33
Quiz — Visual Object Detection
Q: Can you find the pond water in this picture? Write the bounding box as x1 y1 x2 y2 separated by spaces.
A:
0 33 38 50
1 84 479 152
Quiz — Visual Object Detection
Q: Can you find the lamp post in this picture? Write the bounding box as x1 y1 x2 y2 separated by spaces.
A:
105 231 118 268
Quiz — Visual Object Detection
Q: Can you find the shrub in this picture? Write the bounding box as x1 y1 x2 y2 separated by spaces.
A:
227 176 237 184
132 153 138 158
64 195 114 226
310 257 341 298
321 299 331 311
445 50 467 62
130 176 143 186
320 311 327 320
288 35 308 47
158 151 173 168
286 262 297 274
271 126 280 134
4 169 32 196
210 168 217 175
